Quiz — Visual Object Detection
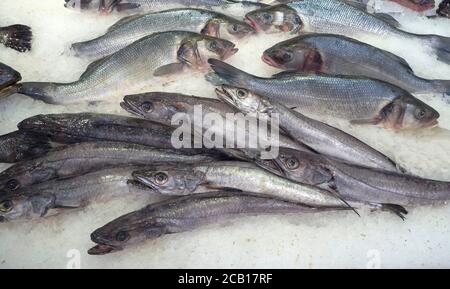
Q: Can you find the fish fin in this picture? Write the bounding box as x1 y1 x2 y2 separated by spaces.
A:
153 63 185 77
30 194 56 217
430 80 450 96
327 188 360 217
371 203 408 220
205 72 229 86
421 35 450 65
16 82 59 104
0 84 19 99
114 3 142 12
107 13 143 32
207 59 253 87
349 118 381 126
0 25 32 52
373 13 401 28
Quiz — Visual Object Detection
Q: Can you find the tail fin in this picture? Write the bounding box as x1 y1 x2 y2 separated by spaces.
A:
0 25 32 52
16 82 58 104
421 35 450 65
207 59 254 88
0 85 19 99
430 80 450 96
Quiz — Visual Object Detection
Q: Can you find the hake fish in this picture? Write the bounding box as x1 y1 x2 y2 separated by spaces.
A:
0 24 32 52
263 34 450 96
0 62 21 91
0 131 51 164
15 31 237 104
132 161 350 208
245 0 450 64
72 8 254 59
88 191 348 255
0 142 219 194
0 167 153 222
207 59 440 129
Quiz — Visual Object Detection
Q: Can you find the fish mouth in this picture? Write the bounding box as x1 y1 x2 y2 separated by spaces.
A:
261 53 282 68
245 15 262 32
424 118 439 128
254 158 284 176
221 47 239 60
132 172 157 190
120 98 145 118
215 86 236 108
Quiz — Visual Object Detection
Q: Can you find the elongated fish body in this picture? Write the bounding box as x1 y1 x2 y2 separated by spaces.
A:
65 0 269 17
121 92 309 152
0 62 21 91
0 142 219 194
0 167 153 222
0 131 51 164
264 34 450 96
0 24 32 52
88 191 345 254
208 60 440 129
17 113 176 148
72 9 254 59
17 31 237 104
217 86 400 171
133 162 349 208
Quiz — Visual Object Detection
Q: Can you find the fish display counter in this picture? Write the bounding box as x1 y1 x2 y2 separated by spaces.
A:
0 0 449 268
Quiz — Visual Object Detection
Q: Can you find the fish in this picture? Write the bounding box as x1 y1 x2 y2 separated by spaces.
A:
64 0 270 17
17 113 178 148
245 0 450 64
258 148 450 209
389 0 435 12
15 31 237 104
0 131 51 164
71 8 254 60
216 85 402 172
263 34 450 96
207 59 440 130
437 0 450 17
0 167 154 222
132 161 351 208
0 62 21 91
121 92 311 153
0 141 220 194
88 190 349 255
0 24 32 52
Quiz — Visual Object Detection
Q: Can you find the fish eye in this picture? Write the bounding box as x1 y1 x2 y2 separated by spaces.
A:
154 172 168 185
415 108 426 119
6 179 20 191
236 89 247 99
230 24 239 32
282 52 292 61
263 13 273 22
115 231 129 242
0 200 13 212
209 40 218 50
285 157 300 170
141 101 154 113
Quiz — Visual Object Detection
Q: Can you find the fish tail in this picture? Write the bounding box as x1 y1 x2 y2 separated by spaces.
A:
70 40 98 58
0 25 32 52
0 84 19 99
17 82 59 104
207 59 253 87
430 80 450 96
421 34 450 65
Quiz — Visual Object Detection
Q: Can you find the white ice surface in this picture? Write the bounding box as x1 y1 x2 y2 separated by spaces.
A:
0 0 450 268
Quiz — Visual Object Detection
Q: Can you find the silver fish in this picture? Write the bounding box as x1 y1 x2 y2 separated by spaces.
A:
207 59 440 130
263 34 450 96
71 8 254 60
88 190 348 255
0 24 32 52
15 31 237 104
245 0 450 64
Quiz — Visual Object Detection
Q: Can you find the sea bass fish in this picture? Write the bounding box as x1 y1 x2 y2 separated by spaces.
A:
71 8 254 60
245 0 450 64
207 59 440 129
0 24 32 52
0 142 220 194
0 167 153 222
0 131 51 164
0 62 21 91
88 190 348 255
216 85 401 172
132 161 350 208
15 31 237 104
64 0 269 17
263 34 450 96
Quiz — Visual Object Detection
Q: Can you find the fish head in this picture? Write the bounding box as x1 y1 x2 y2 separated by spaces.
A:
263 40 320 71
121 93 189 125
0 193 54 222
132 166 206 195
64 0 118 14
268 149 332 186
0 63 21 91
380 96 440 130
202 17 256 41
245 5 302 34
89 210 165 255
215 85 271 114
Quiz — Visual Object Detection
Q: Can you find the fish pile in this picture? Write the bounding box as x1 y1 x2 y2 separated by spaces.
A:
0 0 449 256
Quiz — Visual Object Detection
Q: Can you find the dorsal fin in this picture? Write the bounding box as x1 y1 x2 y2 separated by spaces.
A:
373 13 400 28
107 13 144 32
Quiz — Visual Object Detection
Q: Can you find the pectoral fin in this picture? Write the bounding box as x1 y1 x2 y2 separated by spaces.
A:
153 63 185 77
31 194 56 217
